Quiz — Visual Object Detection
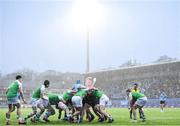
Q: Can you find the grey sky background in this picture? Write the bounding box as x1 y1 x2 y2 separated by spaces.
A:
0 0 179 74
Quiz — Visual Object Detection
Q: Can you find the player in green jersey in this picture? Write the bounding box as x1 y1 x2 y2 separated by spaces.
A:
27 80 50 123
126 89 147 122
42 93 64 122
130 83 144 120
5 75 27 125
89 88 114 123
60 90 74 120
71 89 88 123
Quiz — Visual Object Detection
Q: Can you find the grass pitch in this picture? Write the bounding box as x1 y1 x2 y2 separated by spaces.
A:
0 108 180 126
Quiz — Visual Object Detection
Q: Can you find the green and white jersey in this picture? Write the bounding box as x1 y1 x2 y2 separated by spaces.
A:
48 93 63 105
130 92 145 101
7 80 22 99
75 89 87 98
63 90 73 102
32 86 41 99
32 85 48 100
91 89 103 99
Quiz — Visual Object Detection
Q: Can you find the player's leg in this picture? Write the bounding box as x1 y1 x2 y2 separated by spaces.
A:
84 104 95 122
132 104 138 121
80 103 94 122
93 106 103 121
94 104 111 122
11 105 19 120
85 109 94 122
129 100 135 119
25 99 38 121
139 107 145 120
72 96 82 117
129 109 133 119
133 97 147 122
70 107 82 123
6 104 13 125
163 101 166 111
62 111 68 120
160 101 163 112
31 99 46 122
6 96 21 125
36 104 45 120
162 101 166 112
25 106 37 121
16 103 26 124
71 96 83 123
72 108 81 117
58 109 62 119
99 105 114 123
58 102 72 120
139 108 143 119
99 95 114 123
11 105 16 112
43 105 55 122
55 104 63 120
79 107 85 123
32 105 45 122
133 105 145 122
164 101 166 107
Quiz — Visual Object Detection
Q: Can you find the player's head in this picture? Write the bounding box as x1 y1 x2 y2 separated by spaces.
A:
76 80 81 84
133 83 138 89
87 89 93 95
85 77 93 87
44 80 50 88
126 89 131 93
126 89 131 95
161 90 165 94
16 75 22 83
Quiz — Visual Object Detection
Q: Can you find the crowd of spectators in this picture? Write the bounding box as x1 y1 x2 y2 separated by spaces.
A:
0 61 180 107
86 61 180 99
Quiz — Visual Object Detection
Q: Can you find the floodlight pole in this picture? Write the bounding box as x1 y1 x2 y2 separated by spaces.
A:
86 29 90 73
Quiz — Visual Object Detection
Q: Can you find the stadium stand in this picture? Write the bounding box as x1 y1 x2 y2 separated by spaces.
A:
0 61 180 107
85 61 180 107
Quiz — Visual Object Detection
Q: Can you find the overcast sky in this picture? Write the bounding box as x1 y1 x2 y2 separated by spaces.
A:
0 0 179 74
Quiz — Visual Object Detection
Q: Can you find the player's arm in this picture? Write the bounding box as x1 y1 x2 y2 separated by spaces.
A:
59 95 66 104
40 86 48 100
127 93 133 108
58 109 62 119
71 90 76 94
18 84 26 103
6 88 9 94
87 86 97 90
78 84 86 89
61 99 66 104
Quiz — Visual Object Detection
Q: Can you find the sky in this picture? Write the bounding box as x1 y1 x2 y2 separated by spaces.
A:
0 0 179 74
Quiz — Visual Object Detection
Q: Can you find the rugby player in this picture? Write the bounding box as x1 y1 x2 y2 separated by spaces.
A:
126 89 147 122
6 75 27 125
